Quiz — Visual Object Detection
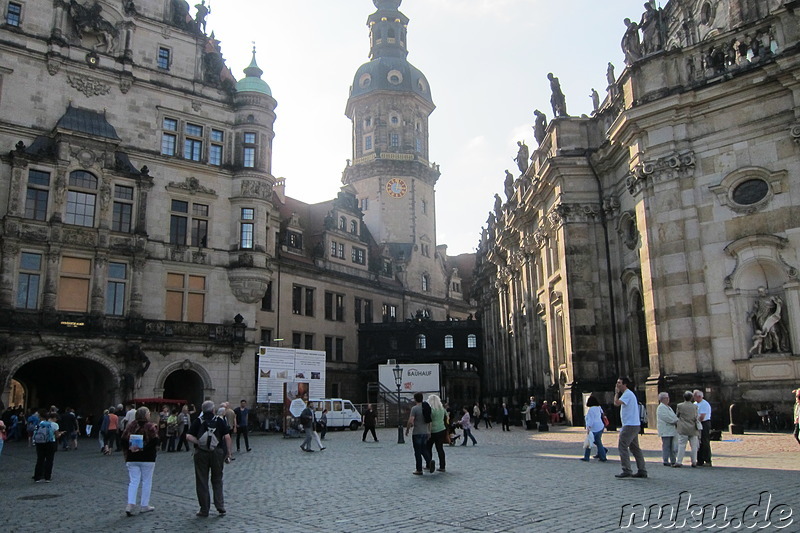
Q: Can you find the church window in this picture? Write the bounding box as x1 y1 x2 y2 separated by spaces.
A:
6 2 21 26
444 335 454 349
65 171 97 227
352 247 365 265
416 334 427 349
157 47 171 70
364 135 373 151
240 208 254 249
422 274 429 292
16 252 41 309
415 137 422 153
364 117 372 128
390 133 399 147
243 132 256 168
24 169 50 221
106 262 127 316
112 185 134 233
732 179 768 206
209 129 224 165
390 115 399 125
183 123 203 161
161 118 178 155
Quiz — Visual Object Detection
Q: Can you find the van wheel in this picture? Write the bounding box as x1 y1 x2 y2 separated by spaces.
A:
349 421 359 431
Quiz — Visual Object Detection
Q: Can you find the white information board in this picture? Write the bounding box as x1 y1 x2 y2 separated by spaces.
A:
257 346 326 403
378 363 440 399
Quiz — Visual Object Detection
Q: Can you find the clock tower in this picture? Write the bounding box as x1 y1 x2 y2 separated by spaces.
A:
343 0 443 297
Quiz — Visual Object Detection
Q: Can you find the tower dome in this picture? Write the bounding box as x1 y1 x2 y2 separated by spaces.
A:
236 47 272 96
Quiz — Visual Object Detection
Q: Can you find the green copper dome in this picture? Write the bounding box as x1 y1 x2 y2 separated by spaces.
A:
236 49 272 96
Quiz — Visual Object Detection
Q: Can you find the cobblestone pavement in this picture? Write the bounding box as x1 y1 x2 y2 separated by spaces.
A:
1 425 798 532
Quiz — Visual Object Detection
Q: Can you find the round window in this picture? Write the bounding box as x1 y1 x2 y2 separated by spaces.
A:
731 179 768 205
387 69 403 85
359 74 372 89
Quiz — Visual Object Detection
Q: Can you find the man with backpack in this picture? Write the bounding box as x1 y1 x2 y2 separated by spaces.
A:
187 401 232 517
33 411 61 482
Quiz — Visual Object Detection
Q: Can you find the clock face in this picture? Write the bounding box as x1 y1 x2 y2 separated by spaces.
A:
386 178 407 198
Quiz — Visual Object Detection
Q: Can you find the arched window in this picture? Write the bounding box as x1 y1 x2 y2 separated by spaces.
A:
339 216 346 230
422 274 429 292
467 334 477 348
65 170 98 227
444 335 454 349
350 220 358 234
416 334 427 349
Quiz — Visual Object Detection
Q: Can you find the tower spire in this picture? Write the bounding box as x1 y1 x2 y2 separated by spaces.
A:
367 0 408 59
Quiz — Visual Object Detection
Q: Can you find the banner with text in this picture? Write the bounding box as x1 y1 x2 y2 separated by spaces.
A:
257 346 326 403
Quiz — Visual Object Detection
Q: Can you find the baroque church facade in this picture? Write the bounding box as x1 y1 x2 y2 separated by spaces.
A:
0 0 475 416
474 0 800 427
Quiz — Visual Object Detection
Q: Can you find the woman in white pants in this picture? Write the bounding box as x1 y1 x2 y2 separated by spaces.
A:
674 391 700 467
121 407 161 515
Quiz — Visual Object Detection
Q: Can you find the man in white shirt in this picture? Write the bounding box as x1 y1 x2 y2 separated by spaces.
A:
693 390 712 467
122 404 136 432
613 377 647 479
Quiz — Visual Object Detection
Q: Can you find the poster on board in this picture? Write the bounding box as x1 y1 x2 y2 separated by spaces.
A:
257 346 325 403
378 363 440 401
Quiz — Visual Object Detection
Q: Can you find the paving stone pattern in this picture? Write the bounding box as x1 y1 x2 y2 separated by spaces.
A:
0 426 797 532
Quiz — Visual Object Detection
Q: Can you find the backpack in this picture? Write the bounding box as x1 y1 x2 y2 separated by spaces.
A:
33 421 53 445
421 401 432 424
197 417 220 451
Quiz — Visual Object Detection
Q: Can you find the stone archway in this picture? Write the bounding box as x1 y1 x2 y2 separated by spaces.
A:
153 359 214 406
4 348 120 420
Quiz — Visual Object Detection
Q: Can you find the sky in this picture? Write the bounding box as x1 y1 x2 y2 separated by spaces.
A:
207 1 652 255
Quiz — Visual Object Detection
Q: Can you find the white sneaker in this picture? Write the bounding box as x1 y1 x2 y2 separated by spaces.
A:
140 506 155 513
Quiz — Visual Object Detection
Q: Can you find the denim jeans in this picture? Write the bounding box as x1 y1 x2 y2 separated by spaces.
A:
411 433 432 472
661 436 677 464
583 430 606 460
461 428 477 445
127 462 156 506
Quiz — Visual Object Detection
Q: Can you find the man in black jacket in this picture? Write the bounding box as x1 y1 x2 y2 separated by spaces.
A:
187 401 231 517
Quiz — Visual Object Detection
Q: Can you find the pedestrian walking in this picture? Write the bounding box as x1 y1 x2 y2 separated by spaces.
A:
166 409 178 452
472 403 481 430
233 400 251 452
482 403 493 428
33 411 61 482
656 392 678 466
581 396 607 462
121 407 160 516
299 400 315 452
187 401 231 517
614 377 647 479
693 390 712 467
361 404 378 442
425 394 447 472
460 406 477 446
406 392 433 475
674 391 700 467
176 404 191 452
319 409 328 440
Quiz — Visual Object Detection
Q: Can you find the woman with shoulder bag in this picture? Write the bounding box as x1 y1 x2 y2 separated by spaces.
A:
425 395 448 472
581 396 607 462
121 407 161 516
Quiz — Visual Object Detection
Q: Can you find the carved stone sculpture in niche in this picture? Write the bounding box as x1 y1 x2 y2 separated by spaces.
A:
748 286 790 355
67 0 119 54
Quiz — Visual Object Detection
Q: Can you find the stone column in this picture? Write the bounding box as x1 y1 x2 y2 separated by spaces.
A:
128 255 146 318
0 241 20 307
42 248 61 311
91 254 108 315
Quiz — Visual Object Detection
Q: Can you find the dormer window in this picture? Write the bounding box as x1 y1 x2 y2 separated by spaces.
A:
350 220 358 234
339 216 346 230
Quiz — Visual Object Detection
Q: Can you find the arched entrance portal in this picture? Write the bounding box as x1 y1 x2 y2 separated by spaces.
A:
12 357 116 419
163 370 204 409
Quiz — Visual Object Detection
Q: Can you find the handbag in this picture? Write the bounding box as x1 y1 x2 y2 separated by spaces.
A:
695 419 703 430
601 414 609 428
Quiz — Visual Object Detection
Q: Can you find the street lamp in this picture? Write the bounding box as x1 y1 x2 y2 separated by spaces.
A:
393 363 404 444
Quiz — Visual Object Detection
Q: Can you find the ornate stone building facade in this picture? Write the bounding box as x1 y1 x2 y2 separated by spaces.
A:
475 0 800 426
0 0 474 415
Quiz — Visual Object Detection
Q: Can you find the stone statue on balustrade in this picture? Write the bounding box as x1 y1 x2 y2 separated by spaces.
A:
747 286 790 355
639 1 665 55
547 73 567 117
514 141 529 174
533 110 547 144
622 18 642 66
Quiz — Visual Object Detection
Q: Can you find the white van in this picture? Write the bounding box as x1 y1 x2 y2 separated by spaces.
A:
310 398 362 430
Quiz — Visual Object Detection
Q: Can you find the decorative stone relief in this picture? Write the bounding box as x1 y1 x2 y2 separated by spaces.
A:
625 151 695 195
67 74 111 97
790 122 800 143
167 176 217 196
44 340 91 358
227 267 270 303
239 180 272 200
